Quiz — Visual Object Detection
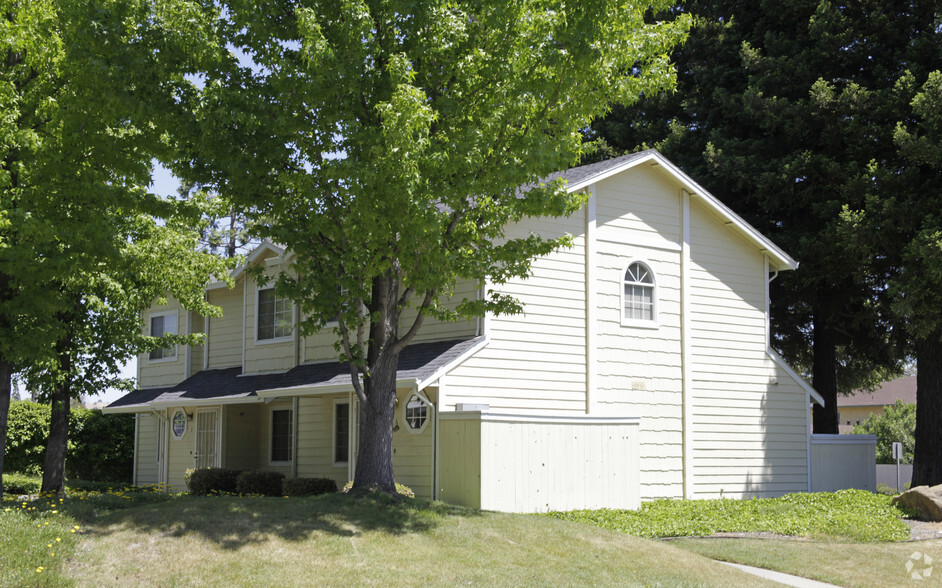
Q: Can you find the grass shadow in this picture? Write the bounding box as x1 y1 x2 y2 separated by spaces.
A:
54 490 483 550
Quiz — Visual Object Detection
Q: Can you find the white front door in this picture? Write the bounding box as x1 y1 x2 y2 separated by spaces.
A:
194 409 220 468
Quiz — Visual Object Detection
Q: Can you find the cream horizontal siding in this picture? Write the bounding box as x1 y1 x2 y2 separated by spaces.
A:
688 199 808 498
400 277 479 344
138 300 187 388
224 404 261 471
189 311 204 378
591 169 686 500
296 394 349 489
206 281 243 369
135 414 159 486
444 212 587 414
244 277 297 374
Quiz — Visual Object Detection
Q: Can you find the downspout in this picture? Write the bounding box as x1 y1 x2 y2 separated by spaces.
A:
681 190 694 499
185 311 193 378
132 414 139 486
585 186 597 415
241 276 247 370
203 293 210 370
292 396 299 479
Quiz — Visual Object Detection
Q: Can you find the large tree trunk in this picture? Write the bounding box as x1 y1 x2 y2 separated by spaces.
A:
811 306 839 434
0 357 12 500
41 380 71 494
351 272 401 494
42 322 73 495
912 330 942 487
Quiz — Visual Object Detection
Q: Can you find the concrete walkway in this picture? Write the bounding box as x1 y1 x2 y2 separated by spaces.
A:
718 561 841 588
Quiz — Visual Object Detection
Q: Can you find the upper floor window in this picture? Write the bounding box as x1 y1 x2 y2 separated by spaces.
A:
148 312 177 361
258 287 292 340
622 261 656 325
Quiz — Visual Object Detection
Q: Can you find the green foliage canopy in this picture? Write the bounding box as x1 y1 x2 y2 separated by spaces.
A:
184 0 690 490
851 401 916 465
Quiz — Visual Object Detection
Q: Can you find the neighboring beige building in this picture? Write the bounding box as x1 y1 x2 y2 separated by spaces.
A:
838 376 916 433
106 150 824 512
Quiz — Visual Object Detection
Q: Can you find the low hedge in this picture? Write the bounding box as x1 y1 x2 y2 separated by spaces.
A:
236 471 285 496
282 477 338 497
186 468 242 495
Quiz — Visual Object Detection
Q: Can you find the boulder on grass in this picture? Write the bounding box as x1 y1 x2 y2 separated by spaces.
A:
893 485 942 521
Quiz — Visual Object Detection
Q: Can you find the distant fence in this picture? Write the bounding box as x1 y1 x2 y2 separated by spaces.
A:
876 464 913 492
809 434 876 492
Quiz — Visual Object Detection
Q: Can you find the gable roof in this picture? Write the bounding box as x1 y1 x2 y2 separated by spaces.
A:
552 150 798 272
105 337 484 412
838 375 916 407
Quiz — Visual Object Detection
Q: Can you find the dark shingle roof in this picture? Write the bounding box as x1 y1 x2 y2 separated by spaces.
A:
107 337 482 410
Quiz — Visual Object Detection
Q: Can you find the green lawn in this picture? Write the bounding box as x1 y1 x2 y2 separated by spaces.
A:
3 489 779 587
2 484 928 587
670 538 942 587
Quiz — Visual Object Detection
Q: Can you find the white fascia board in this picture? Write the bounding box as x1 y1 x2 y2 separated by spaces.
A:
149 396 263 408
101 405 151 414
439 412 641 425
228 241 286 282
767 348 826 406
567 151 798 272
416 337 490 391
257 377 419 398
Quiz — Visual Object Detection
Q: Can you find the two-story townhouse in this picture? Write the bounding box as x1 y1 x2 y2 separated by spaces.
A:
106 150 824 512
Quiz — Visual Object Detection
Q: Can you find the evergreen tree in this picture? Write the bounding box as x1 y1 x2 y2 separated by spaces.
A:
588 0 939 432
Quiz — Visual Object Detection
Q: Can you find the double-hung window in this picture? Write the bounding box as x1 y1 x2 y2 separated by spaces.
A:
258 287 292 340
148 312 177 360
270 408 293 464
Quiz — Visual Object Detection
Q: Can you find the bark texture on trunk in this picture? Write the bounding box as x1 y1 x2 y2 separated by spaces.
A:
912 331 942 487
0 358 12 500
351 272 401 494
41 381 70 494
811 308 839 434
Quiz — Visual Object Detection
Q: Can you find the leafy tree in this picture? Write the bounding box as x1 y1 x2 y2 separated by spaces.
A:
587 1 939 433
851 401 916 465
185 0 690 493
0 0 228 496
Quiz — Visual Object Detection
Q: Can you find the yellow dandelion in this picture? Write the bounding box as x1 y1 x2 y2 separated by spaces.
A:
51 510 58 514
47 544 52 548
70 529 76 533
50 553 55 557
44 522 49 526
36 567 44 573
56 537 61 542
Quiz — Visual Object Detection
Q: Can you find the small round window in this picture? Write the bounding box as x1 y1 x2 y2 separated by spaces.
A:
404 394 429 433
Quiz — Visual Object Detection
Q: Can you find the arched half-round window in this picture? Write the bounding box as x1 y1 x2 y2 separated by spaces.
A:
622 261 656 325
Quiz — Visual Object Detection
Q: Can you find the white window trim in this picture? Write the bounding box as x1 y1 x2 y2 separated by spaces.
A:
620 259 659 329
147 310 179 363
401 390 432 435
332 398 350 467
255 284 294 344
268 405 293 466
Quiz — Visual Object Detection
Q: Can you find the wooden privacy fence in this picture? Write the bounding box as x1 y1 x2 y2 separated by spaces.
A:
809 434 876 492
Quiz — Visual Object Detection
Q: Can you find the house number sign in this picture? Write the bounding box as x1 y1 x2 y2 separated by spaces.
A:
171 409 187 440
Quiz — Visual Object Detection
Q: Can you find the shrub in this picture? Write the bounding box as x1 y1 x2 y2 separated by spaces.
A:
186 468 242 495
236 471 285 496
851 400 916 464
282 477 338 497
4 401 133 482
3 472 42 495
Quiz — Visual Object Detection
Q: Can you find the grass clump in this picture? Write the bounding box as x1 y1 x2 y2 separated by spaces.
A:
548 489 912 542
